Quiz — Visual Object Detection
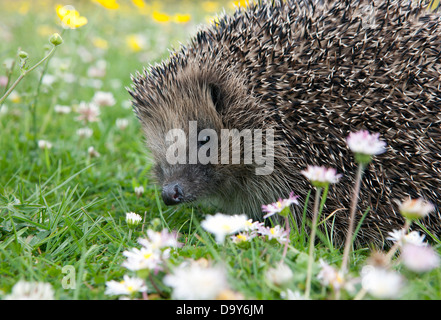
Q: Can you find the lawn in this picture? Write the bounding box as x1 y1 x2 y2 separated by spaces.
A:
0 0 440 301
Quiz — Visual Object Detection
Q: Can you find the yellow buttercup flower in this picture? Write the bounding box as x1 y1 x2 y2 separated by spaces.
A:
152 11 171 23
132 0 145 9
93 0 119 10
18 2 30 15
205 15 220 25
232 0 248 7
92 37 109 50
56 5 88 29
173 13 191 24
202 1 221 12
126 34 146 52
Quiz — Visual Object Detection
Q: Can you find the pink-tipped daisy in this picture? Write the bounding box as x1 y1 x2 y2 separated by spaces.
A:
346 130 386 164
301 165 342 188
262 191 299 219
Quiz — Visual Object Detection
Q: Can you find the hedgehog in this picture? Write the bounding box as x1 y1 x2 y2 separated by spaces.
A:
129 0 441 246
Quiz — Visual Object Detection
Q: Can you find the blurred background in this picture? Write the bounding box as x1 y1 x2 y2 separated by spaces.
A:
0 0 240 108
0 1 244 297
0 0 243 246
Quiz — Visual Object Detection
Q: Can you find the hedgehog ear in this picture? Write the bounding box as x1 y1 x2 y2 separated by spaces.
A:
209 83 224 113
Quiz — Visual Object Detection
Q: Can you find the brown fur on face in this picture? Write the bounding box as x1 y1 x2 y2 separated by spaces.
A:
130 57 284 210
129 0 441 246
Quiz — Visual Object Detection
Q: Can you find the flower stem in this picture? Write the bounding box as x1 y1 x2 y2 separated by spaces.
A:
31 48 54 145
341 164 364 273
282 215 290 259
44 147 50 171
305 186 322 299
0 46 57 107
149 274 167 298
353 287 367 300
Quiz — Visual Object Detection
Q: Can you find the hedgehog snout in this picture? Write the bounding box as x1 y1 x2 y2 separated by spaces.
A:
162 183 184 206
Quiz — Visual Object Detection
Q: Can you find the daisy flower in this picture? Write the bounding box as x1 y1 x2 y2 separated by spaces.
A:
4 281 54 300
301 165 342 188
163 261 229 300
398 197 435 221
259 225 288 244
346 130 387 164
230 232 255 244
105 275 147 297
138 229 181 251
386 229 426 247
261 191 299 219
361 266 403 299
317 259 345 291
201 213 249 244
400 244 440 273
121 246 164 271
244 219 264 233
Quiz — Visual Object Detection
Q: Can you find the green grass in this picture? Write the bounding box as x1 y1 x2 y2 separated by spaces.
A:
1 0 440 300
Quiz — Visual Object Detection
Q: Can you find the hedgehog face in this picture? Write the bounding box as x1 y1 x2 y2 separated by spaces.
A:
130 59 271 208
150 110 225 206
132 74 229 206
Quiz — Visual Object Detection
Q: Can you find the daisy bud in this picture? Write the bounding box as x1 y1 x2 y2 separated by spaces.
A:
134 186 144 198
150 217 161 230
126 212 142 229
398 197 435 221
38 140 52 150
301 165 342 188
49 33 63 46
346 130 386 164
18 50 28 60
87 146 100 158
